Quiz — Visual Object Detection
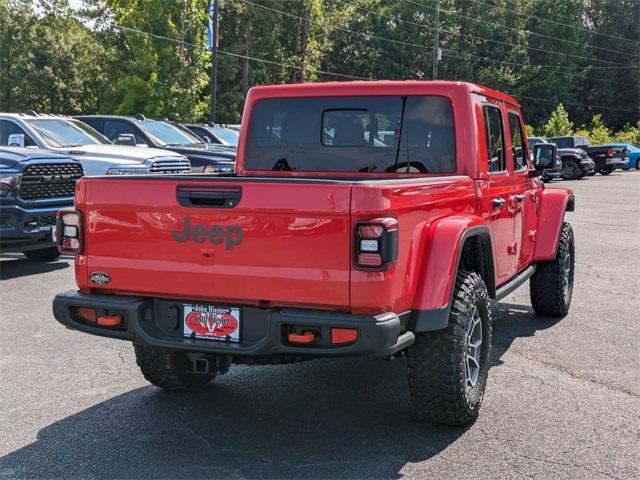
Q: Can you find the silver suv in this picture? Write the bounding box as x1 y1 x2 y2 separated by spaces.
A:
0 112 190 176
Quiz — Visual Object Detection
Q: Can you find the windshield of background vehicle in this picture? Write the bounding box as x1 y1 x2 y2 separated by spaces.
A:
141 120 204 147
26 118 111 147
245 96 456 173
210 127 239 146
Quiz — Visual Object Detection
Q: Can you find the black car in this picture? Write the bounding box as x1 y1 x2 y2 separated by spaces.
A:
527 137 563 182
75 115 236 173
529 137 595 180
184 124 239 147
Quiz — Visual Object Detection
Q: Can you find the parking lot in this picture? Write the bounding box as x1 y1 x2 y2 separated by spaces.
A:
0 172 639 479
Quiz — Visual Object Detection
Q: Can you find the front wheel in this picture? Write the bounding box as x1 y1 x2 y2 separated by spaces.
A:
562 160 581 180
408 271 492 426
134 345 230 391
530 222 575 317
24 247 60 262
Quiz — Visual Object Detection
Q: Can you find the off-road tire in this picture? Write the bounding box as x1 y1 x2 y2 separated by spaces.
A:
24 247 60 262
562 160 581 180
408 271 492 426
134 345 229 391
600 166 614 175
530 222 575 317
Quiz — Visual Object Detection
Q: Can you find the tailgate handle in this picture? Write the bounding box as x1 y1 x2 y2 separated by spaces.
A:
177 186 242 208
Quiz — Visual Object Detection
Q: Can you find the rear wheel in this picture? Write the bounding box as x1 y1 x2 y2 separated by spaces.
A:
561 160 581 180
636 159 640 170
530 222 575 317
600 166 614 175
408 271 492 426
24 247 60 262
134 345 230 391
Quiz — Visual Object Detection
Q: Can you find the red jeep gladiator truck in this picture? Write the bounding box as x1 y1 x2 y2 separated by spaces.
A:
53 81 575 426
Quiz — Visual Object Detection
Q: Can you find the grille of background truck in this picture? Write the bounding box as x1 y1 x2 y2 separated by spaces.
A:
19 163 83 200
149 157 191 174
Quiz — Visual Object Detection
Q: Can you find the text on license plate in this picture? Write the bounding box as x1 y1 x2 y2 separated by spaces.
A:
183 304 240 342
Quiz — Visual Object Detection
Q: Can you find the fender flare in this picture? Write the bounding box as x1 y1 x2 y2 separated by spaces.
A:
409 215 495 332
534 188 574 262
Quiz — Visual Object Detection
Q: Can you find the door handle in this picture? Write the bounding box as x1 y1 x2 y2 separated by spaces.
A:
176 186 242 208
514 194 525 203
492 197 506 208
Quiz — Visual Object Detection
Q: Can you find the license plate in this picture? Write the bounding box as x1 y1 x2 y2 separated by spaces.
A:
183 304 241 342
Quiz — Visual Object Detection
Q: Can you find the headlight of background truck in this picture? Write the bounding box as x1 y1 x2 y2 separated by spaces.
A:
0 174 22 196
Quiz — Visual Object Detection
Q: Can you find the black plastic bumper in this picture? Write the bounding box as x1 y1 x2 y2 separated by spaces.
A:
52 291 411 358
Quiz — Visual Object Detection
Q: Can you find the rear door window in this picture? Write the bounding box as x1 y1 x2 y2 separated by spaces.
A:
483 106 506 173
508 112 527 171
245 96 455 174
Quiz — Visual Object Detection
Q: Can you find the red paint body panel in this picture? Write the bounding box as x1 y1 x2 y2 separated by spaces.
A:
533 188 573 261
411 215 488 311
71 81 573 318
76 179 352 309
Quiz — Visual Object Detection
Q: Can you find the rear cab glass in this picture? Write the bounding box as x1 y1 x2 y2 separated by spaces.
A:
244 96 456 174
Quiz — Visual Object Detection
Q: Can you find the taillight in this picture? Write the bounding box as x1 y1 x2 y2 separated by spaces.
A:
607 148 614 157
354 217 398 270
56 209 83 254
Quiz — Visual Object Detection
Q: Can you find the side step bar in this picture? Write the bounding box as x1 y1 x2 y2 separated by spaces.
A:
494 265 536 302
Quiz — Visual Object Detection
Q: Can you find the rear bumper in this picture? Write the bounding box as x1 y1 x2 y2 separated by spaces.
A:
52 291 411 358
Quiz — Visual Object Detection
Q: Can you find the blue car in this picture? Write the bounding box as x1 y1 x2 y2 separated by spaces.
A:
602 143 640 170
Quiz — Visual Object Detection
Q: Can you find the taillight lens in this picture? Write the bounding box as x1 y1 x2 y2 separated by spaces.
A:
607 148 614 157
57 209 83 254
355 217 398 270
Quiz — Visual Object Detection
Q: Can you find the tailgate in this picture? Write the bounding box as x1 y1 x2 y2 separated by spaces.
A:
80 178 352 308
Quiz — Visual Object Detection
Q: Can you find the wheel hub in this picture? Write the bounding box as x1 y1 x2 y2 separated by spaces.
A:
464 305 483 391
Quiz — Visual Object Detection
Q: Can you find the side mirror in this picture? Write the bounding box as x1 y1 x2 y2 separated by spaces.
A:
114 133 136 146
201 135 212 143
7 134 25 148
532 143 556 173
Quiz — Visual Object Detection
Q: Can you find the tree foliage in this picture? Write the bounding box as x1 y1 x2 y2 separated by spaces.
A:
0 0 638 130
543 104 574 137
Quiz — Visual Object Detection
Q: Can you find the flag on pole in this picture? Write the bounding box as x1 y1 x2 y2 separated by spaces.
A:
206 0 219 51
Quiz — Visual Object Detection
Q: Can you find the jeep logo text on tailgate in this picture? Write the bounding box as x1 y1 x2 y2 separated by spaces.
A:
172 217 244 249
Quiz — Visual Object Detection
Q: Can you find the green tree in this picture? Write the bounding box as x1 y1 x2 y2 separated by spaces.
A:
543 104 574 137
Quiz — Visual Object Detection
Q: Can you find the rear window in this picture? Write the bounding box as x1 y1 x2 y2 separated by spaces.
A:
245 96 455 174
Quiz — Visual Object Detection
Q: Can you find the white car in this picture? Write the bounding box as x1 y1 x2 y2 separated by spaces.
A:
0 112 190 176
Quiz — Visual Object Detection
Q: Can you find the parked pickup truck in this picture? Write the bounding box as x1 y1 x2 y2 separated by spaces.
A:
549 136 627 175
53 81 576 426
0 112 191 176
0 148 82 261
75 115 236 174
528 136 595 180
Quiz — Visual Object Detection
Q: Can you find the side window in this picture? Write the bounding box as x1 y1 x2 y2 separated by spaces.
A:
508 112 527 171
103 120 145 144
0 120 36 147
483 106 505 173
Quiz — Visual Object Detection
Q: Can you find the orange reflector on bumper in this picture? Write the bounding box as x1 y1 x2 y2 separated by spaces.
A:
75 307 97 322
331 328 358 344
97 315 123 327
288 331 316 344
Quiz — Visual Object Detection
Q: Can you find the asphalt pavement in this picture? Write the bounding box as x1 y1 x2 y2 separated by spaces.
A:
1 172 639 479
